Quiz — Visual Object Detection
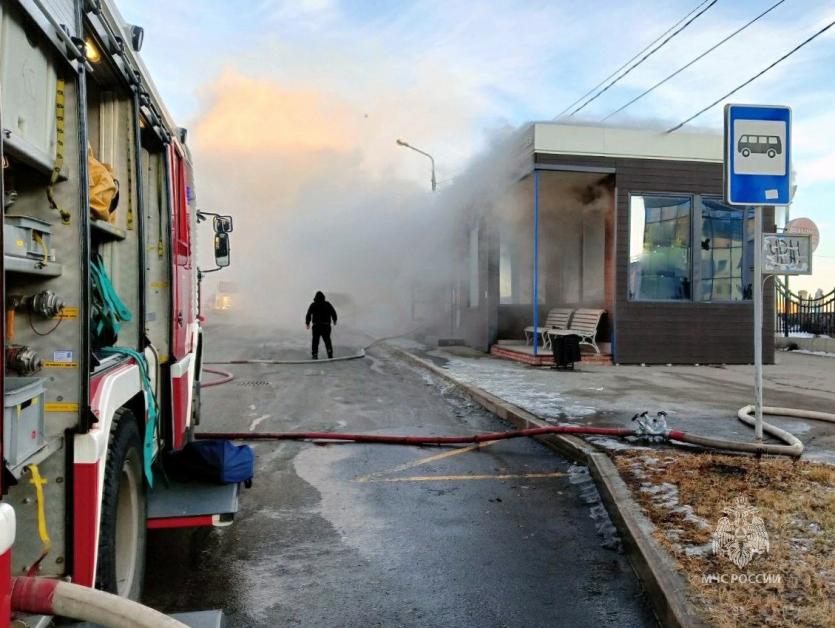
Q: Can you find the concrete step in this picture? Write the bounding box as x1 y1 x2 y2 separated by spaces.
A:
490 344 612 366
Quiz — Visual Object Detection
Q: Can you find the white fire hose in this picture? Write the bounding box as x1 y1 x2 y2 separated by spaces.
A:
655 405 835 457
11 576 187 627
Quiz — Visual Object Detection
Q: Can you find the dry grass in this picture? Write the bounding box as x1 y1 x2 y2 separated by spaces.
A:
613 450 835 627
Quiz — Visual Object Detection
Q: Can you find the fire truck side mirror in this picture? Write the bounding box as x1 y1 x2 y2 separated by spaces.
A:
214 233 231 268
213 215 233 234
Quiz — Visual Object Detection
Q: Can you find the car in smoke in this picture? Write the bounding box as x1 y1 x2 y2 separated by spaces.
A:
213 280 239 311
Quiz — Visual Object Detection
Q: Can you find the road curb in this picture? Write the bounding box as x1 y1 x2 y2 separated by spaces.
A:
384 343 705 628
587 453 707 628
383 344 595 461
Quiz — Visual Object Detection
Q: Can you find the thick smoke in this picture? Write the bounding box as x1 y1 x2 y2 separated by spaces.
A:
191 71 469 337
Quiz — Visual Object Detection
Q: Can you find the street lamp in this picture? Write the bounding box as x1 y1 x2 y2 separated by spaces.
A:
396 139 436 192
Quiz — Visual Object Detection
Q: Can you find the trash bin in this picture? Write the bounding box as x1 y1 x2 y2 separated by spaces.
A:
551 333 580 370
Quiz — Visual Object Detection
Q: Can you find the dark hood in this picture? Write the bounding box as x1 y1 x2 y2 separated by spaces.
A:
314 291 325 303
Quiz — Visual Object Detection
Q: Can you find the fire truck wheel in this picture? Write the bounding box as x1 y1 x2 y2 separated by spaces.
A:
96 408 147 600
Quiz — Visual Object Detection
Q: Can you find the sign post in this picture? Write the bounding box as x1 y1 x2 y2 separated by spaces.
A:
753 208 763 441
724 104 792 443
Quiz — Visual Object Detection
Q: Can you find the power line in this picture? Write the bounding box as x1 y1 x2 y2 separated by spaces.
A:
667 17 835 133
554 0 717 119
563 0 720 119
603 0 787 121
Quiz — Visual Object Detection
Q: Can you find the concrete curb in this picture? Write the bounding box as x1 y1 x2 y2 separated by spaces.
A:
588 453 706 628
384 343 705 628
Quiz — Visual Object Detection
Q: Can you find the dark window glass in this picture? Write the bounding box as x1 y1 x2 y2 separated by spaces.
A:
699 199 753 301
629 195 692 300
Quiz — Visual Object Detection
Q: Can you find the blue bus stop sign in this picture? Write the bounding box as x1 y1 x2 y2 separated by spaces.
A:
724 104 791 206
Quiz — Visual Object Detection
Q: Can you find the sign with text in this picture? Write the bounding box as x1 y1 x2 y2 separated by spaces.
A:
762 233 811 275
725 104 792 206
786 217 820 252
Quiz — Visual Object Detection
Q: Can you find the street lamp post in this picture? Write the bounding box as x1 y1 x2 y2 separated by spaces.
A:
396 139 436 192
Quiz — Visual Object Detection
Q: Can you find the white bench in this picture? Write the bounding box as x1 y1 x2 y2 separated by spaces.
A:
549 309 606 354
524 308 573 350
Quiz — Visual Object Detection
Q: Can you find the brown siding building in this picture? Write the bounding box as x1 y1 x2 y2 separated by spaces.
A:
449 123 775 365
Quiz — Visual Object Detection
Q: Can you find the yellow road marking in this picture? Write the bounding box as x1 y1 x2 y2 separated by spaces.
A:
354 440 501 483
359 472 566 483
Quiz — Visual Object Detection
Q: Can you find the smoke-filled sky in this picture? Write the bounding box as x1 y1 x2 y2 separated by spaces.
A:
121 0 835 306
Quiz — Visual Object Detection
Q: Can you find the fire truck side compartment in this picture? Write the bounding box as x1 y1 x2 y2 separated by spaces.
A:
2 1 87 577
3 377 46 469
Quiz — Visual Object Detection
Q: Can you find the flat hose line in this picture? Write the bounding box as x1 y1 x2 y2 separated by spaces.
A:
202 324 427 367
201 366 235 388
204 348 366 366
11 576 187 627
665 404 835 457
196 406 835 457
197 328 835 457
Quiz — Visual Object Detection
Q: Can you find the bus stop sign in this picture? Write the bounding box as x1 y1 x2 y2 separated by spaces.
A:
724 104 791 206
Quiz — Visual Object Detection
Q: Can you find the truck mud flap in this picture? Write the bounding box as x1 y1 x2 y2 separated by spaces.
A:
146 476 239 529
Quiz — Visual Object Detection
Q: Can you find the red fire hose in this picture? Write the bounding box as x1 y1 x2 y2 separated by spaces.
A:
11 576 186 626
195 424 637 445
201 366 234 388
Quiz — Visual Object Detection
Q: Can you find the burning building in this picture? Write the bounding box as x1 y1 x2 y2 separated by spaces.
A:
444 122 774 365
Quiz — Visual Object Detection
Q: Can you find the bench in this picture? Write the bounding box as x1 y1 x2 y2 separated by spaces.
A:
524 308 573 350
548 308 606 354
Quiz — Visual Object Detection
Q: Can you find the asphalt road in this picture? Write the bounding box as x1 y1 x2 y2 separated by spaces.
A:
144 323 656 627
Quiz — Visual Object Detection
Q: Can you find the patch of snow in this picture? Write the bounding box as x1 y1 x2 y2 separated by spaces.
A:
684 542 713 557
769 419 812 434
419 371 437 386
794 349 835 358
248 414 270 431
568 465 621 551
366 353 388 376
639 480 711 531
441 357 596 421
789 332 817 338
586 436 652 451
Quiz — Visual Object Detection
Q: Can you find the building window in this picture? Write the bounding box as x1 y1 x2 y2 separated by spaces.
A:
629 195 692 301
699 199 753 301
468 225 479 307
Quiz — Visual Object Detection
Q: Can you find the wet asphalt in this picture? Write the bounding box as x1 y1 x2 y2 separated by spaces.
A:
143 323 656 627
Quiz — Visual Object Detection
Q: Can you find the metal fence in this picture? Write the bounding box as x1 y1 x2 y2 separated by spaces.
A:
775 280 835 337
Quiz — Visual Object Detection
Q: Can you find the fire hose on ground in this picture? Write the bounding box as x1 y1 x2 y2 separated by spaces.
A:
10 576 187 627
196 328 835 457
201 366 235 388
195 407 835 458
202 325 428 370
199 334 382 386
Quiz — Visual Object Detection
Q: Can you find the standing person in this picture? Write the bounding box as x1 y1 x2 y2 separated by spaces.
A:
305 291 338 359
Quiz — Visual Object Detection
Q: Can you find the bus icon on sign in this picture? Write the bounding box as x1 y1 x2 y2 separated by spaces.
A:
738 135 782 159
730 116 787 178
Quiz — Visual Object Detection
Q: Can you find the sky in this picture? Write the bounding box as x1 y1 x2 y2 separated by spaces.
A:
120 0 835 297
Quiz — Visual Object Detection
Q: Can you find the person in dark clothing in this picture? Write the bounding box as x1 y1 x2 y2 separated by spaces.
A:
305 291 338 359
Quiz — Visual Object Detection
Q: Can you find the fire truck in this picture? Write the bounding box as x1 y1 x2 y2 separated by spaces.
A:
0 0 234 624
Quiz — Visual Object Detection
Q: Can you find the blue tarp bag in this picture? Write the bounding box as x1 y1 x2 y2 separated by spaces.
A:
166 440 254 487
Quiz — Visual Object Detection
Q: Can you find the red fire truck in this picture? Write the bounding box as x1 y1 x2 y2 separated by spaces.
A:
0 0 234 624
